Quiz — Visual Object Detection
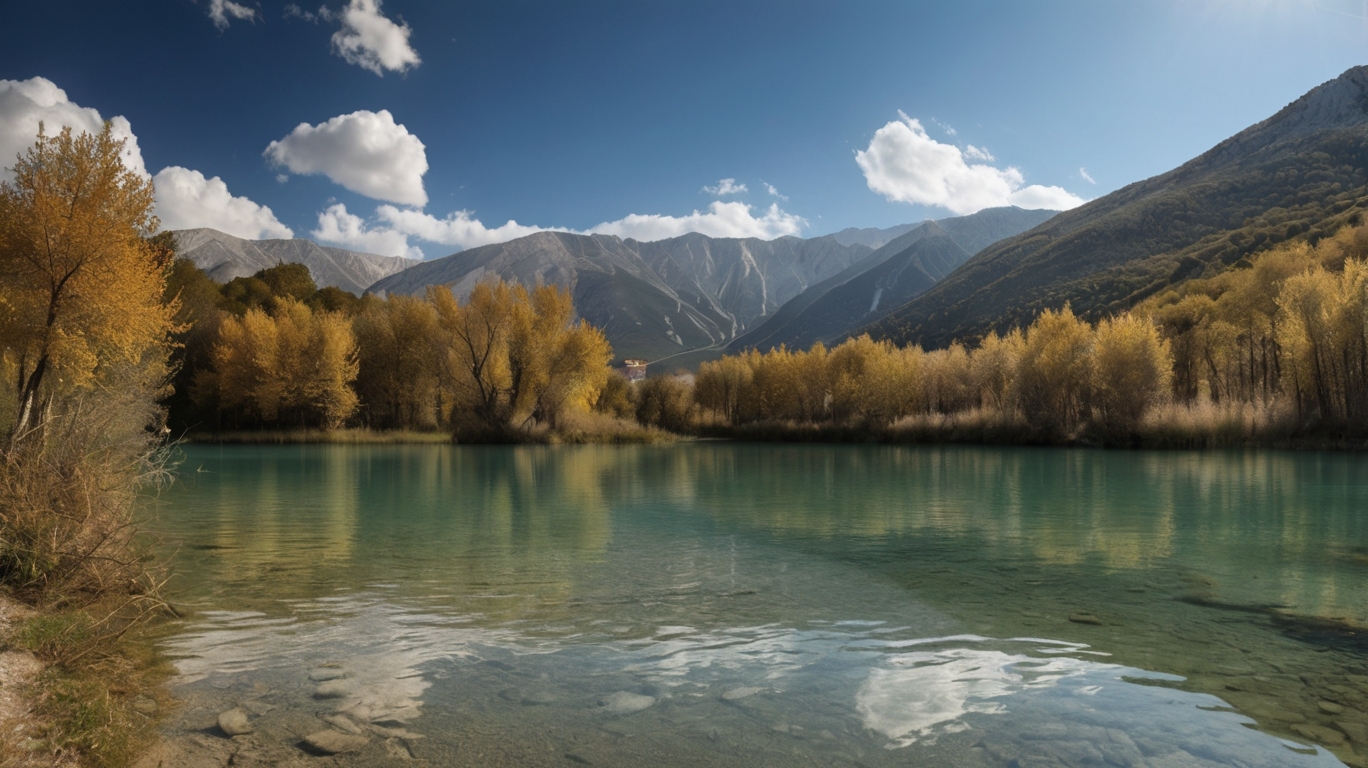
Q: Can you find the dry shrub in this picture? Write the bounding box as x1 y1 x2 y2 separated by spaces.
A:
549 410 675 444
1137 399 1298 449
0 391 172 665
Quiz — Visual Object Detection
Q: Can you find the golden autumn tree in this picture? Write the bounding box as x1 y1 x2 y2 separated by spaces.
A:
353 294 441 429
695 351 757 424
1091 313 1172 434
969 329 1023 413
202 299 359 429
1016 305 1094 434
0 125 175 445
431 280 613 436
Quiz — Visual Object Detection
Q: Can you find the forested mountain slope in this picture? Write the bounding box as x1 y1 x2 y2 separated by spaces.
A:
869 65 1368 349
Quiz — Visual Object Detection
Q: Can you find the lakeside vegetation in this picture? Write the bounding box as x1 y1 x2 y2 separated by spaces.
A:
0 126 174 766
684 222 1368 447
157 217 1368 450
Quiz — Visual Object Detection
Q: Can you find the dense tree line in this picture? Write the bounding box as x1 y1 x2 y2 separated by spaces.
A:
166 259 613 438
690 306 1170 438
1143 222 1368 427
677 221 1368 440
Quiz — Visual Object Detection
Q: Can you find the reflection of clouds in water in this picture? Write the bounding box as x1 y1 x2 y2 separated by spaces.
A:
165 594 519 725
165 603 1347 767
621 624 828 686
856 645 1087 746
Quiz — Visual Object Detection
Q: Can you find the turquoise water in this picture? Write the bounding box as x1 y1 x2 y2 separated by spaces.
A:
144 444 1368 766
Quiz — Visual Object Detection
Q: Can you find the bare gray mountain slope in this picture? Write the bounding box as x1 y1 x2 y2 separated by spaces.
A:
828 222 922 249
366 231 872 362
731 207 1056 353
174 228 417 295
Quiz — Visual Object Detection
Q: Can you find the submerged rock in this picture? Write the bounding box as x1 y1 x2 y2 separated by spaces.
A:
320 713 364 734
1291 723 1347 746
303 729 369 755
600 691 655 715
309 667 348 682
217 707 253 736
721 686 763 701
313 680 350 699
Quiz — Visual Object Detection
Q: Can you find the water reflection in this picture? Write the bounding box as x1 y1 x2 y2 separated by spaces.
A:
144 444 1368 766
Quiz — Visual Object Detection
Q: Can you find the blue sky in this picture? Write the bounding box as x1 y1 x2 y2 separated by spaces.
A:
0 0 1365 258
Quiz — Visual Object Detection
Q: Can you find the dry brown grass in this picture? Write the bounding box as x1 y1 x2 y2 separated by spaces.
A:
0 389 176 768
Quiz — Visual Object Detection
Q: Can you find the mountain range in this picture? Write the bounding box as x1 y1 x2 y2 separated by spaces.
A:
173 228 417 295
367 232 874 363
731 207 1056 352
869 65 1368 350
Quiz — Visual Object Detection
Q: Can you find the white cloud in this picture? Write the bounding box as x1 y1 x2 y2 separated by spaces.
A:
265 109 428 206
208 0 258 29
763 182 788 201
376 205 545 249
855 112 1085 215
331 0 421 76
1079 167 1096 184
314 203 424 258
588 201 805 241
702 178 747 196
964 144 995 162
312 200 808 257
153 166 292 239
0 77 146 181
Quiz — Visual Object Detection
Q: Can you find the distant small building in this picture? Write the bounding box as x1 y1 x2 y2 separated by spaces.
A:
622 359 648 382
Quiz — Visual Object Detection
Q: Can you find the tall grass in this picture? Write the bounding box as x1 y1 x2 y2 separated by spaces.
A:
0 387 175 767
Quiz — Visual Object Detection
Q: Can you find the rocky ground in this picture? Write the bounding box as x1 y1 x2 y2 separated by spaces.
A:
0 596 69 768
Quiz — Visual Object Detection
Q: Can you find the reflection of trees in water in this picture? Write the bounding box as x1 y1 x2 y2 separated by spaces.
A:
162 445 616 609
660 446 1368 623
160 445 1368 624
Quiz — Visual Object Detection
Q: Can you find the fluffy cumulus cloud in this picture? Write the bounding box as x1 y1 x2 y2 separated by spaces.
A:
314 204 424 259
855 112 1085 215
313 201 808 258
374 205 545 250
0 77 146 180
1 78 291 240
331 0 421 76
153 167 293 239
208 0 258 29
265 109 428 206
702 178 747 196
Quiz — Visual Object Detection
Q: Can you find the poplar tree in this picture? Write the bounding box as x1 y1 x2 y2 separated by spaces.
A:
0 124 174 446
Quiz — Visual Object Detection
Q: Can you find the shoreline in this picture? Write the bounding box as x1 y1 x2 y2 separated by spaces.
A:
0 596 54 767
177 427 1368 452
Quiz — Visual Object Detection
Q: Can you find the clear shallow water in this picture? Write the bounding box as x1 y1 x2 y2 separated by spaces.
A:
142 444 1368 767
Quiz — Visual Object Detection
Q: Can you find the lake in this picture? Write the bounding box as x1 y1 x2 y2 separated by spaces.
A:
143 444 1368 767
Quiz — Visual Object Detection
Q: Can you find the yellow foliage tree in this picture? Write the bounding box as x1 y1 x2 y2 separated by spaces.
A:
969 329 1023 413
353 295 441 429
695 352 756 424
1091 313 1172 433
0 125 174 444
1016 305 1094 433
203 299 359 428
432 280 612 434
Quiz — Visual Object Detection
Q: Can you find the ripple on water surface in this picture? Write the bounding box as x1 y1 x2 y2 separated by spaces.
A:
145 444 1368 766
